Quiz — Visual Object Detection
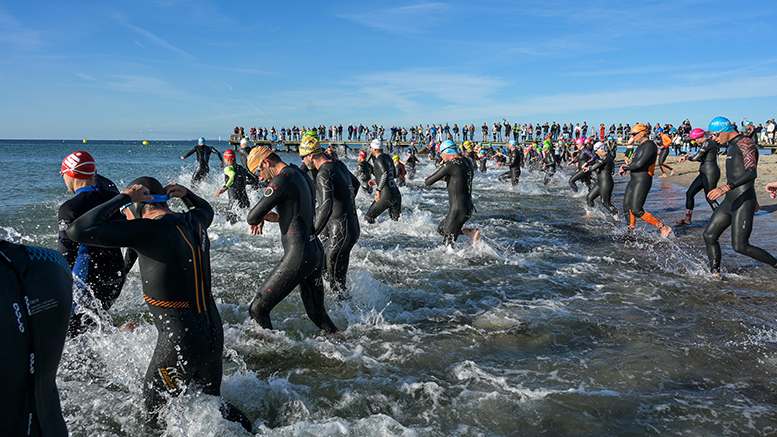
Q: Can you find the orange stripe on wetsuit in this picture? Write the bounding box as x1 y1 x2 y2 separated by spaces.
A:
143 293 190 308
176 225 207 313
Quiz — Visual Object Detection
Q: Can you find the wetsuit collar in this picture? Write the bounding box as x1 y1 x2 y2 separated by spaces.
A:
75 184 99 195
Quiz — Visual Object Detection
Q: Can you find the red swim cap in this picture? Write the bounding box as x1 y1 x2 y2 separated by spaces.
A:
358 150 368 158
60 151 96 179
223 149 236 159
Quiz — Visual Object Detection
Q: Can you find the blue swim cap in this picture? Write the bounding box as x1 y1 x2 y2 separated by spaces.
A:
440 139 457 154
509 140 517 146
406 147 413 154
708 116 735 133
198 137 205 144
745 121 754 127
607 136 614 141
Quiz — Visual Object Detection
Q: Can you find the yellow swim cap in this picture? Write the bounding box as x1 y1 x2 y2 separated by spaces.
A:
299 136 322 157
392 155 399 162
247 146 273 173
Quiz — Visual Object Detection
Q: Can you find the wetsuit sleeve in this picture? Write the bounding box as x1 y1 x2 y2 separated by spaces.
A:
375 159 389 191
587 158 605 173
57 204 79 266
246 174 287 225
727 137 759 189
687 139 713 162
313 165 334 236
223 166 237 188
211 147 224 164
182 147 197 159
425 162 452 185
66 193 154 249
180 190 214 228
622 145 652 171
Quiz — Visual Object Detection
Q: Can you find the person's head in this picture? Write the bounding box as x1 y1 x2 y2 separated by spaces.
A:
689 128 706 140
358 150 368 162
299 136 324 169
593 141 606 155
392 155 400 163
240 138 249 148
370 138 383 155
198 137 205 145
440 139 458 161
247 146 281 181
630 123 649 143
707 116 736 143
223 149 236 165
60 151 96 193
121 176 169 220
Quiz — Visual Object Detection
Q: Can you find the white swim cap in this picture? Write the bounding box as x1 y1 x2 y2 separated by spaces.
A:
240 138 249 146
370 138 383 149
594 141 606 152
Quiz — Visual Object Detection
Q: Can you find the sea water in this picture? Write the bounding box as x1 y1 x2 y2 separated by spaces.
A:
2 139 777 436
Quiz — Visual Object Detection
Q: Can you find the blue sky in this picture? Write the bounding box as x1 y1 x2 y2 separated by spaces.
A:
2 0 776 140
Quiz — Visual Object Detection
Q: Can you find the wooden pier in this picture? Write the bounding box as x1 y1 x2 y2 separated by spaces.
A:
227 134 514 153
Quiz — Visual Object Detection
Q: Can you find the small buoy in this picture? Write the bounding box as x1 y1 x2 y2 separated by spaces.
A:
82 139 87 143
142 141 149 145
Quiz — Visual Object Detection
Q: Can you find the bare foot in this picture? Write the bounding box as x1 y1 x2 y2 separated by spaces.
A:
118 321 136 333
659 174 667 178
472 229 481 245
660 225 672 238
612 213 621 221
676 219 691 226
670 169 675 176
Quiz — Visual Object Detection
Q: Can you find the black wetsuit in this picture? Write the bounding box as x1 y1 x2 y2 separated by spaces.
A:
425 156 476 246
478 154 488 173
57 174 126 333
182 144 223 186
246 164 338 334
65 191 251 430
685 138 720 211
703 135 777 273
238 146 254 170
365 153 402 223
569 148 595 192
313 161 361 296
356 160 373 195
542 150 556 185
586 153 619 216
622 140 657 219
498 147 523 185
0 241 72 437
405 155 420 180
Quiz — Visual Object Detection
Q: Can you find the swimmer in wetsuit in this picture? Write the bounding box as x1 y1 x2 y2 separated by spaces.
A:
676 128 720 225
568 139 595 192
215 149 259 224
1 240 72 437
356 150 373 195
299 137 361 299
57 150 129 334
618 124 673 238
180 137 224 187
498 140 523 186
424 139 480 246
245 147 340 335
65 177 252 432
393 155 407 187
365 139 402 223
585 142 620 220
657 131 674 177
404 147 420 180
702 116 777 275
541 140 556 185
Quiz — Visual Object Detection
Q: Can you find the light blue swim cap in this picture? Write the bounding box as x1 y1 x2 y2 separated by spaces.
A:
607 136 614 141
440 139 457 154
198 137 206 144
708 116 735 133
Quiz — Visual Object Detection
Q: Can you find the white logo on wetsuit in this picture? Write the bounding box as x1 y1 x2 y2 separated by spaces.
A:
13 303 24 333
264 187 274 197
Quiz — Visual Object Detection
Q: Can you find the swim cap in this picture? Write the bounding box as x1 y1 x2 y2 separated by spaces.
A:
370 138 383 149
240 138 249 146
464 141 471 146
358 150 368 158
198 137 205 144
509 140 517 146
607 136 614 141
631 123 647 135
594 141 606 152
576 137 585 146
479 150 486 155
392 155 399 162
406 148 413 154
124 176 168 219
302 130 319 140
745 121 754 127
60 151 96 179
299 136 322 156
223 149 236 160
440 139 457 155
247 146 273 174
689 128 705 140
708 116 735 133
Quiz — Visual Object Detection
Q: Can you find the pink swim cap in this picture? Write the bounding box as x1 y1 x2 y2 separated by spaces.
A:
689 128 705 140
